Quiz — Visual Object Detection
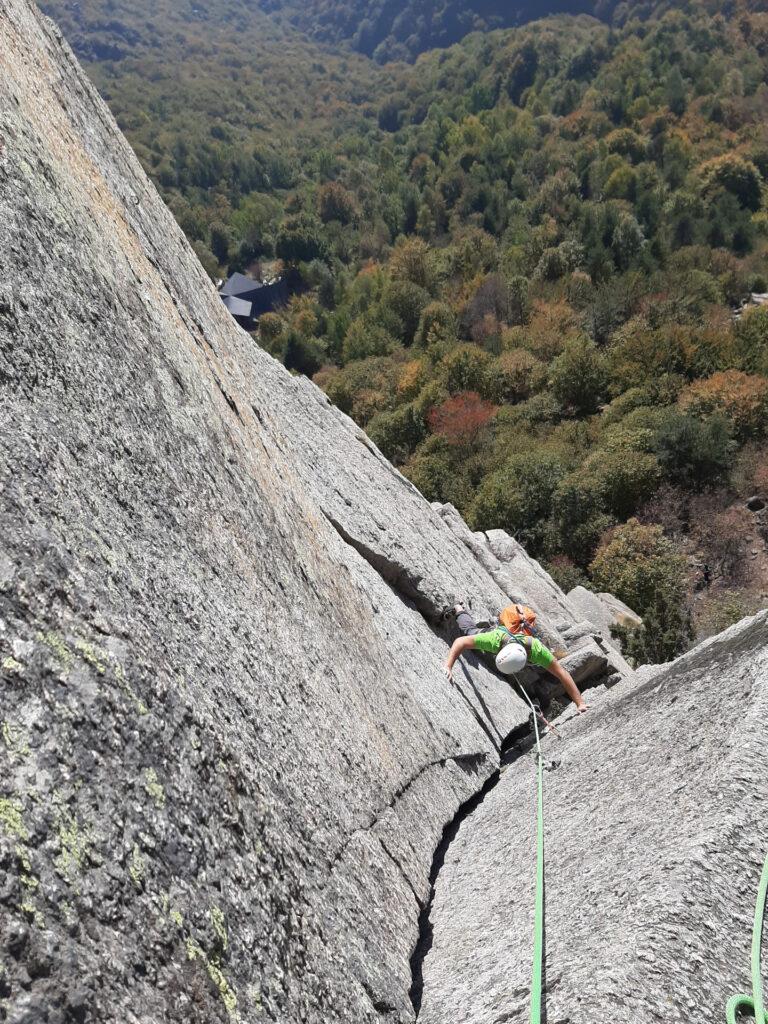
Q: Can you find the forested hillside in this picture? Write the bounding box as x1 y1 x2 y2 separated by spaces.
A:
42 0 768 658
256 0 609 62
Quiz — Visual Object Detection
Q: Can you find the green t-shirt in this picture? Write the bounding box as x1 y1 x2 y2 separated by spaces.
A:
472 628 555 670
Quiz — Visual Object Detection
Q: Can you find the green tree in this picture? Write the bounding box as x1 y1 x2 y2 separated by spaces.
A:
699 154 763 211
653 410 733 487
416 302 458 347
341 319 398 363
441 345 492 394
590 519 692 661
318 182 357 225
282 329 325 376
550 337 608 415
469 453 564 556
276 214 327 263
367 403 426 464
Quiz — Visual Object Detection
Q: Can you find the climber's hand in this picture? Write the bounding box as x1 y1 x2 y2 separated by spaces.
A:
576 701 588 714
443 663 454 684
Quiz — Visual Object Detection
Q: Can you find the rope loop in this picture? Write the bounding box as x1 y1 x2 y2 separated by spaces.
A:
725 853 768 1023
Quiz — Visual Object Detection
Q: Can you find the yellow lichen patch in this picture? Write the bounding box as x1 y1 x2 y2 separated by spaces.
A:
0 799 42 914
186 939 239 1021
0 798 28 842
54 809 91 883
210 906 228 952
2 720 30 759
74 639 107 674
39 632 74 671
129 843 145 888
143 768 165 808
1 656 23 675
170 908 184 928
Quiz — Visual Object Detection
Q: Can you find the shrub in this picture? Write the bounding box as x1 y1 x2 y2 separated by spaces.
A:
652 409 733 488
282 330 325 377
589 519 692 661
397 359 427 401
318 182 357 225
698 154 763 211
469 453 565 556
403 437 474 509
416 302 458 347
544 555 589 593
441 345 493 394
381 279 431 345
388 236 436 291
342 318 398 363
275 214 327 263
483 349 546 404
552 466 615 563
581 448 662 519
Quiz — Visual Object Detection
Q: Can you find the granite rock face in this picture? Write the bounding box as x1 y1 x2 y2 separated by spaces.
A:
0 3 628 1022
418 610 768 1024
567 584 643 642
4 3 760 1023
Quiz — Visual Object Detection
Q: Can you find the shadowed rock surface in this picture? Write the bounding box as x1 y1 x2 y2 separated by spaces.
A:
0 2 629 1022
419 610 768 1023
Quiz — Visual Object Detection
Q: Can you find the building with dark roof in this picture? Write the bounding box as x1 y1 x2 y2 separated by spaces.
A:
218 272 287 327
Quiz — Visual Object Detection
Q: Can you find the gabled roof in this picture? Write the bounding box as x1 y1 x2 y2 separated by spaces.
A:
220 272 264 297
221 294 253 318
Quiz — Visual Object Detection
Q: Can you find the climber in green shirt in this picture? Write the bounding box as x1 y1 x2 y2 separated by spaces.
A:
443 605 587 713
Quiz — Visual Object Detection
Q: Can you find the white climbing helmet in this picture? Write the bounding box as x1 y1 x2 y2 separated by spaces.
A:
495 641 527 675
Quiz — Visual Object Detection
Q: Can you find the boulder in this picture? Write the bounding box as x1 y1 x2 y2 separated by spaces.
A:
567 584 642 642
419 610 768 1024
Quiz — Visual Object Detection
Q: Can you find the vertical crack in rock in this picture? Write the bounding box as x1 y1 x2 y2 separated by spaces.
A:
321 510 505 749
328 751 491 875
321 511 438 622
409 719 534 1015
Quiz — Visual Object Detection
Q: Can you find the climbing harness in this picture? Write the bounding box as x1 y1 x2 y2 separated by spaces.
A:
516 682 545 1024
725 852 768 1023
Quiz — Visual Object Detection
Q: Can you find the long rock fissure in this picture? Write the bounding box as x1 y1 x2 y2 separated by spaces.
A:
328 751 492 875
409 718 534 1015
321 508 508 749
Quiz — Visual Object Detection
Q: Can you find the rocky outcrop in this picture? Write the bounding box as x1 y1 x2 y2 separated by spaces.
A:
567 584 643 643
435 507 635 690
418 610 768 1023
0 3 631 1022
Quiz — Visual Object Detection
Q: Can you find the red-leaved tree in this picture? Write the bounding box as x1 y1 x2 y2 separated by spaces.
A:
428 391 496 446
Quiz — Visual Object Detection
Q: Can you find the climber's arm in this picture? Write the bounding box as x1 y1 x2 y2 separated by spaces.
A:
443 635 476 682
546 658 587 712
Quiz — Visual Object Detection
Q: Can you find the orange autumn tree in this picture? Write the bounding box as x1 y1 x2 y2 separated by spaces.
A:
428 391 496 446
679 370 768 440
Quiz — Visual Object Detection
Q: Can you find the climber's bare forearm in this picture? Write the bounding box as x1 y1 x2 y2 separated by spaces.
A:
547 659 587 711
443 635 476 680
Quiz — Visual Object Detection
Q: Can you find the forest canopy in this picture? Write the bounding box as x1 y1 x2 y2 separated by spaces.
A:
42 0 768 659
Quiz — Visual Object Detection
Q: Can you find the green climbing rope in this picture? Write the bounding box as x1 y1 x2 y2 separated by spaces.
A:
725 852 768 1024
517 685 545 1024
516 685 767 1024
